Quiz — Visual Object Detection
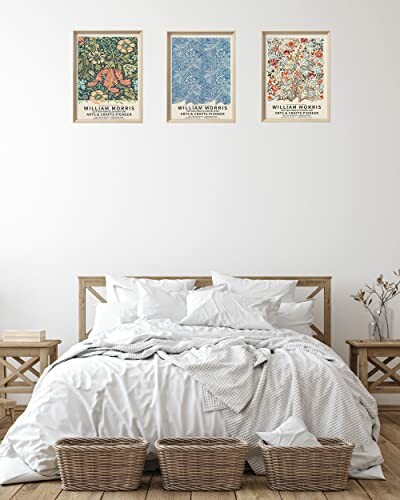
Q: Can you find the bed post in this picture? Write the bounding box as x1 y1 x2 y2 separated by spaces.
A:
324 277 332 347
79 278 87 342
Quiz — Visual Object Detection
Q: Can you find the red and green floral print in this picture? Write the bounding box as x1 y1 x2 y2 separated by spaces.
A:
267 37 325 103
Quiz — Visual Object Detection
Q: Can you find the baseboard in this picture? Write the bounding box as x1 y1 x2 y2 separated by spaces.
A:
378 405 400 412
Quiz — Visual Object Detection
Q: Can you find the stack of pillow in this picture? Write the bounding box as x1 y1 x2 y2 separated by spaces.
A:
90 272 314 339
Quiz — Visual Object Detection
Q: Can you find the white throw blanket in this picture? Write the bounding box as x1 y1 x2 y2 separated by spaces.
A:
0 319 383 483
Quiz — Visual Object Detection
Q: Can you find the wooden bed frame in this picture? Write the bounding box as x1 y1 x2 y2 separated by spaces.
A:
78 276 332 345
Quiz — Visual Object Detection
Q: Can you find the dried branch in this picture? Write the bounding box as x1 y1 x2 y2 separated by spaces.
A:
352 269 400 340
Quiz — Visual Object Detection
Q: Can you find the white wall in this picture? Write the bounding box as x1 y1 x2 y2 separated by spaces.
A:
1 0 399 402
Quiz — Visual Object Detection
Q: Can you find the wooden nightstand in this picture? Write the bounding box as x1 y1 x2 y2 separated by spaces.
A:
0 340 61 399
346 339 400 394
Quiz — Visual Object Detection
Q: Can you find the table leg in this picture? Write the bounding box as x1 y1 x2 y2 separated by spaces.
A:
349 347 358 375
49 346 58 364
359 348 369 389
0 356 6 399
40 349 49 376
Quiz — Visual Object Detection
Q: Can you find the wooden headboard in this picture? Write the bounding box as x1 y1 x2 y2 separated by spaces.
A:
78 276 332 345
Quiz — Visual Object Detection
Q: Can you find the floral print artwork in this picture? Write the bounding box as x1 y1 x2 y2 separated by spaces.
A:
171 37 231 105
266 36 325 103
77 35 139 104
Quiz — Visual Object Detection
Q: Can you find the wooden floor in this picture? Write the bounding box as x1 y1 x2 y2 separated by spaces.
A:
1 411 400 500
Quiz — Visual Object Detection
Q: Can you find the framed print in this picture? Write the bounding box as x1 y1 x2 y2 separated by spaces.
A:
167 31 236 123
262 31 330 122
73 30 143 123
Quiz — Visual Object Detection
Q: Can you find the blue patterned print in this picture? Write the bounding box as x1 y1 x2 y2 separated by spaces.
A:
171 36 231 105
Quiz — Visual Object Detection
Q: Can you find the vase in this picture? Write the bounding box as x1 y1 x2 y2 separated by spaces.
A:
368 305 394 341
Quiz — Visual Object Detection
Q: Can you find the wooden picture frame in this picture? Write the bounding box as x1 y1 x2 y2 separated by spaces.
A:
167 31 236 123
262 31 330 122
73 30 143 123
78 275 332 345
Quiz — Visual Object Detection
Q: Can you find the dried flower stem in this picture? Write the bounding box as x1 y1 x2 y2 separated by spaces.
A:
352 269 400 340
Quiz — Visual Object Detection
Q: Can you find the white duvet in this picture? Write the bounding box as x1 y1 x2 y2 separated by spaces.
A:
0 320 383 484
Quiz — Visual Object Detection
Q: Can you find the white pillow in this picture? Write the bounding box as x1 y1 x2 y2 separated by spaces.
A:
181 286 281 330
105 275 196 306
276 300 314 336
137 283 188 321
89 302 137 339
212 271 297 302
257 416 321 447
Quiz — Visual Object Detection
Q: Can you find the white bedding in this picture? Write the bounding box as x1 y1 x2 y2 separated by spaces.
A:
0 320 383 484
0 355 227 483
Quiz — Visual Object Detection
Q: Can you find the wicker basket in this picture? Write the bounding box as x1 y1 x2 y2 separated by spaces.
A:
155 437 248 491
259 438 354 491
55 437 148 491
